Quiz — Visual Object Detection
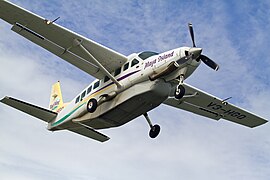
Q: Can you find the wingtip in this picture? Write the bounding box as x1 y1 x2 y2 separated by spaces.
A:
250 119 268 128
0 96 9 102
102 137 111 143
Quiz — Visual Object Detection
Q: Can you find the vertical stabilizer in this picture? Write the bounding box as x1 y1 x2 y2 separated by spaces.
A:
49 81 64 112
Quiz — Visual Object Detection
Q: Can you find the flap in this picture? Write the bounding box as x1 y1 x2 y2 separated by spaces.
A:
1 96 57 123
164 98 220 120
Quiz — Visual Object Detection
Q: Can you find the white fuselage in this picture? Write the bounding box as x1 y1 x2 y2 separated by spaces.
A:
48 47 201 131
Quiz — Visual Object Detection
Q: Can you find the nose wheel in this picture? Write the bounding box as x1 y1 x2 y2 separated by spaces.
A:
174 84 185 99
144 113 160 138
174 73 186 99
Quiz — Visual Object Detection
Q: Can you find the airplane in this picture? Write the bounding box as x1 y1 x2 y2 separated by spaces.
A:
0 1 267 142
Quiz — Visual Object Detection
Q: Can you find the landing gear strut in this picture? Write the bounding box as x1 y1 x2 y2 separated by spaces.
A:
174 74 185 99
144 113 160 138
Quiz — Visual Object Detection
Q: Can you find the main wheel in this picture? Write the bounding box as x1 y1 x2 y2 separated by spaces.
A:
87 98 98 113
149 124 161 138
174 85 185 99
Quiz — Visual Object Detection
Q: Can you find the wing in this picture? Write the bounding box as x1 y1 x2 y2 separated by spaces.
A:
1 96 57 123
163 84 267 128
0 1 128 79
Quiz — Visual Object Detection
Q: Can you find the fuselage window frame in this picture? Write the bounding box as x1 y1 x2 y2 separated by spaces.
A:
87 86 92 94
123 62 129 71
75 96 80 104
81 90 86 101
93 81 100 89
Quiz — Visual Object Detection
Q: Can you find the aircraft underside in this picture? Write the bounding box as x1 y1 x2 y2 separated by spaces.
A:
68 79 171 130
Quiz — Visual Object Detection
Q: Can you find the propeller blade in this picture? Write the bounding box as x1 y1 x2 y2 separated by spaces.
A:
200 54 219 71
188 23 196 47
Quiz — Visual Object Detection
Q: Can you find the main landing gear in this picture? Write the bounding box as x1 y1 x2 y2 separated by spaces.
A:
174 74 185 99
144 113 160 138
87 98 98 113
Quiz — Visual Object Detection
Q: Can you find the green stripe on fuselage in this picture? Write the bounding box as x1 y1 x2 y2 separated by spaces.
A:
51 70 141 127
51 102 86 127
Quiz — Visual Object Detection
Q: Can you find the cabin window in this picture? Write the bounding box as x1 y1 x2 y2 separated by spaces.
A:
75 96 80 103
87 86 92 94
93 81 100 89
104 76 110 83
81 91 86 100
123 62 129 71
131 59 139 67
114 67 121 76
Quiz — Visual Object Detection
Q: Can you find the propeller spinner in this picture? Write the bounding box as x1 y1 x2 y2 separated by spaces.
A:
188 23 219 71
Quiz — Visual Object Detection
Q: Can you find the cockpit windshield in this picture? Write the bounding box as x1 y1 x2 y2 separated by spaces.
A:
138 51 159 60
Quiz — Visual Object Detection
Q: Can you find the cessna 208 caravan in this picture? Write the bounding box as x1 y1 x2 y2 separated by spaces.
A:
0 1 267 142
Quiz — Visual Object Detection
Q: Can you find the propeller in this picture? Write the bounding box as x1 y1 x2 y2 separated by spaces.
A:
200 54 219 71
188 23 219 71
188 23 196 47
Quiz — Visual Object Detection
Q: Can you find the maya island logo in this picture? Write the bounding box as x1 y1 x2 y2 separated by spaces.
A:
50 97 60 110
144 51 174 69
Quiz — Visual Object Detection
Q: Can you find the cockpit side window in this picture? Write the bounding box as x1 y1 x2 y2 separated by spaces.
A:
131 59 139 67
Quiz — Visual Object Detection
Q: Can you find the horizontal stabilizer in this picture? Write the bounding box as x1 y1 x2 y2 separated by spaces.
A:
68 124 110 142
1 96 57 123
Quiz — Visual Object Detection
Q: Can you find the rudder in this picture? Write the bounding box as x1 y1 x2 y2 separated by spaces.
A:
49 81 64 112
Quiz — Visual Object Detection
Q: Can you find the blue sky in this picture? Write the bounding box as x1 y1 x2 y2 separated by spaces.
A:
0 0 270 179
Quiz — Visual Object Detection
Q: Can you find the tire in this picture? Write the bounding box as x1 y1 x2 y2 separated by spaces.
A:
87 98 98 113
174 85 185 99
149 124 161 138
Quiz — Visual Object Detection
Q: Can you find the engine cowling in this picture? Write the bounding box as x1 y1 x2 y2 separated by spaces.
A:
149 61 179 81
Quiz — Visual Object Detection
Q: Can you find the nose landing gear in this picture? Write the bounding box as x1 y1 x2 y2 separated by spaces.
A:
174 74 186 99
144 113 160 138
175 84 185 99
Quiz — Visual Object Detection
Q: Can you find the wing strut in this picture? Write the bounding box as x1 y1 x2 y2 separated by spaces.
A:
74 39 122 89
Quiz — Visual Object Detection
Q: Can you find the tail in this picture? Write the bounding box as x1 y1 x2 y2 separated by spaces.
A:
49 81 66 113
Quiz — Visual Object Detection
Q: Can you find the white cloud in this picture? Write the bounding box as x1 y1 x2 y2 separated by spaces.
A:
0 0 270 180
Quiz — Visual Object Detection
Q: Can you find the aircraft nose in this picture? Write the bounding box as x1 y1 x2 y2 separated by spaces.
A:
189 47 202 59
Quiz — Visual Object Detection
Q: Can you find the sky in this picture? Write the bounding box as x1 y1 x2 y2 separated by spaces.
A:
0 0 270 179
